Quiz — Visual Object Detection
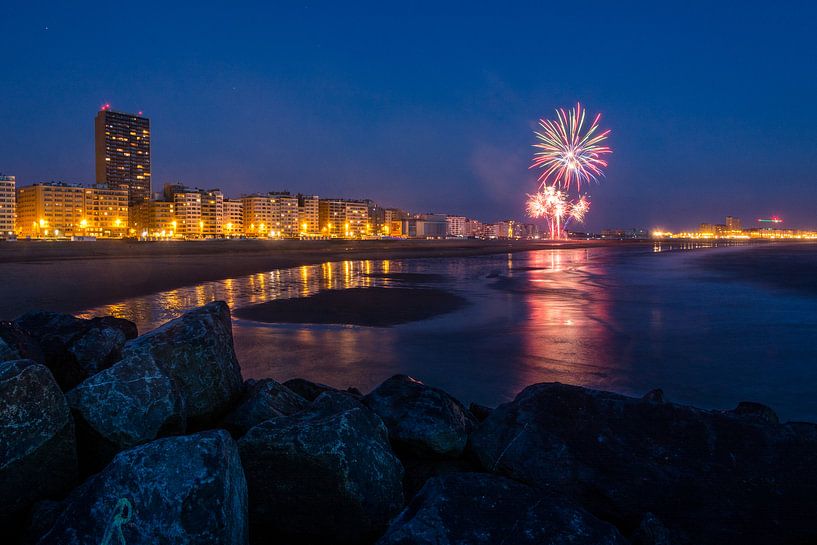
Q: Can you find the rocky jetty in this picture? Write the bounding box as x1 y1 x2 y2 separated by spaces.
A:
1 301 817 545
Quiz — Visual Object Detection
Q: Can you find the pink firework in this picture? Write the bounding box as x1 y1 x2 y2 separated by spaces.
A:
526 187 590 239
530 102 612 191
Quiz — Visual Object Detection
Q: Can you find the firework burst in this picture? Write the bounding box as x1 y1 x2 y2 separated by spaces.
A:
526 186 590 239
530 102 612 191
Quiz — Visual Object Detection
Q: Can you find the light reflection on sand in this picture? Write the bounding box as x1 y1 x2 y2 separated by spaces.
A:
75 242 817 421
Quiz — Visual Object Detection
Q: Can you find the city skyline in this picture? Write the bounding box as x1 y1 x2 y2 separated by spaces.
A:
2 3 817 230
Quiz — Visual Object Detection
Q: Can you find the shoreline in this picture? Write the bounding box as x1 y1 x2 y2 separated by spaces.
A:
4 302 816 545
0 239 633 320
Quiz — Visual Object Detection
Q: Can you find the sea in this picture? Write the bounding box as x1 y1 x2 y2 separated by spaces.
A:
78 242 817 422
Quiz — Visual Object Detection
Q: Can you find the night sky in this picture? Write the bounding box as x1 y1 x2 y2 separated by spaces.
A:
2 2 816 231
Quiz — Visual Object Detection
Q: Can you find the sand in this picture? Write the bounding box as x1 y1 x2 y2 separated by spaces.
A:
0 238 617 320
234 286 467 326
696 242 817 296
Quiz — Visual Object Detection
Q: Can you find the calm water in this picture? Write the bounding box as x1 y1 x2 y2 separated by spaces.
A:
78 243 817 421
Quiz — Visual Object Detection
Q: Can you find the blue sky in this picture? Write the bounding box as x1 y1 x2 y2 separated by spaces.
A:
2 1 816 230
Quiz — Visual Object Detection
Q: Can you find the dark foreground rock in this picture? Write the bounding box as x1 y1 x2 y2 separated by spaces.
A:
0 360 77 534
467 402 493 422
377 473 627 545
67 301 243 469
283 377 363 401
12 311 137 391
399 456 478 501
0 321 45 364
239 395 404 544
33 430 247 545
363 374 477 458
221 378 308 437
469 382 817 545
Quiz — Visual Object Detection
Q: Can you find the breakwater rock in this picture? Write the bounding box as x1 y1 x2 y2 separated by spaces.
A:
1 301 816 545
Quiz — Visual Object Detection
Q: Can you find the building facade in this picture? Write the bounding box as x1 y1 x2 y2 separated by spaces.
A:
95 107 151 209
83 184 129 238
242 194 273 237
298 195 320 236
0 175 15 237
383 208 405 236
132 200 176 238
166 186 202 238
270 192 299 238
319 199 345 237
224 199 243 237
16 182 128 238
200 189 224 238
465 218 483 238
344 200 369 238
446 215 466 237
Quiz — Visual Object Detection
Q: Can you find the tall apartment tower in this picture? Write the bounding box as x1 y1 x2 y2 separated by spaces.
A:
95 106 151 208
0 174 15 237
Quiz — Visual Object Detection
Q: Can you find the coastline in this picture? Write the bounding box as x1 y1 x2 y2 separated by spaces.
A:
0 239 628 320
4 301 816 545
695 241 817 297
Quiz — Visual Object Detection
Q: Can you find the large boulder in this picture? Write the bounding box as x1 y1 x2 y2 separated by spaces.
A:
221 378 308 437
13 311 137 390
468 382 817 545
363 374 477 458
377 473 627 545
120 301 241 425
238 396 404 544
0 360 77 533
33 430 248 545
67 301 242 468
66 353 185 471
283 377 363 401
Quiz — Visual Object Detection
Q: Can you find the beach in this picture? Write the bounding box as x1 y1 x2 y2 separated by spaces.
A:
0 238 616 319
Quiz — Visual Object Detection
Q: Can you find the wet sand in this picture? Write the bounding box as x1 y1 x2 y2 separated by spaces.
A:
0 239 619 319
697 242 817 297
234 286 467 326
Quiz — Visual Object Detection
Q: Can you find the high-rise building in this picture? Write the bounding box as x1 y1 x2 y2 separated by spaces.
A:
224 199 243 237
0 175 15 237
726 216 742 232
16 182 127 238
95 107 151 208
298 195 320 237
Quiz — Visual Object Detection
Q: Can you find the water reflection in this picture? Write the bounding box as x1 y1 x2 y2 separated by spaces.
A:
78 259 418 329
75 242 817 421
517 249 615 390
